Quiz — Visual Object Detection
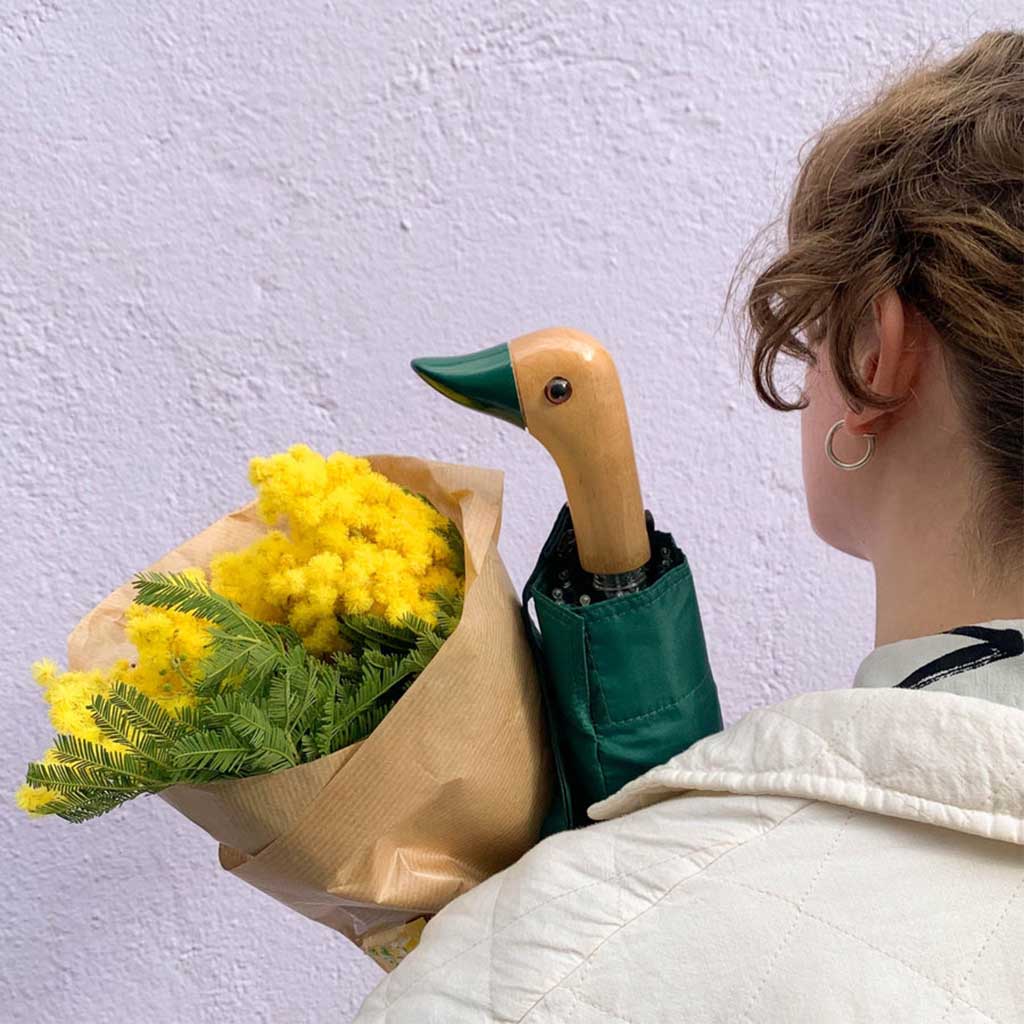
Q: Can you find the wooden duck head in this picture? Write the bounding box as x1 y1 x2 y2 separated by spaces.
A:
412 326 651 579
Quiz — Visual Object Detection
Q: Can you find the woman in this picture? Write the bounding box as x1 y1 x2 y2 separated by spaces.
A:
356 31 1023 1021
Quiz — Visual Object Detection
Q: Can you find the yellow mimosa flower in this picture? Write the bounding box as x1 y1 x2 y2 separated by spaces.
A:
210 444 463 654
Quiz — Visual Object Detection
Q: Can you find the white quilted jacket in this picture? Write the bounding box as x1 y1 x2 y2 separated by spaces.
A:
356 623 1024 1022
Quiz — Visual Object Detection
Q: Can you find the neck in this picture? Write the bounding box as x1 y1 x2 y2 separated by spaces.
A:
871 522 1024 647
860 401 1024 646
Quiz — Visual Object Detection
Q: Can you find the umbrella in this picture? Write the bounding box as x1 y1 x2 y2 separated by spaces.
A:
412 327 723 835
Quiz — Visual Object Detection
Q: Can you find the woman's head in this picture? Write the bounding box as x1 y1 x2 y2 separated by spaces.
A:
732 30 1023 594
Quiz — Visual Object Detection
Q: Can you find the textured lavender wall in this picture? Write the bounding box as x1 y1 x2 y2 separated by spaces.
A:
2 3 1016 1021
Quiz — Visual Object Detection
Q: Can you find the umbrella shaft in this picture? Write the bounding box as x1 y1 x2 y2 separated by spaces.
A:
591 566 647 599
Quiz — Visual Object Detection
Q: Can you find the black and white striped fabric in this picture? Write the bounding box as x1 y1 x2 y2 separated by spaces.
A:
852 618 1024 710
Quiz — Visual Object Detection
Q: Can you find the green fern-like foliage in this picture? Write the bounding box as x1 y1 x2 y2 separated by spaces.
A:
24 557 465 823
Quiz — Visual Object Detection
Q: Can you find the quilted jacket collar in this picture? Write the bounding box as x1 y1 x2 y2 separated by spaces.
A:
589 685 1024 845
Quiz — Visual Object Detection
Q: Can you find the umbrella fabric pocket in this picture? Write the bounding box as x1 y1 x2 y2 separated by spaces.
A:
523 502 723 833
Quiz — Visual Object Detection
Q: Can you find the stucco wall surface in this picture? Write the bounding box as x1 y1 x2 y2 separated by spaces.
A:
2 2 1016 1020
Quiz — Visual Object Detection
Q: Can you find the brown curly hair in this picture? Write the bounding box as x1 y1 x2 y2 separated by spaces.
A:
729 30 1024 581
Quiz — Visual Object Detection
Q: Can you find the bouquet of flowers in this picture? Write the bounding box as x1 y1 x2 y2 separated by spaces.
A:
17 445 550 968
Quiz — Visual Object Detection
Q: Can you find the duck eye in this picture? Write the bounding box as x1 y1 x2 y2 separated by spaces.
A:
544 376 572 404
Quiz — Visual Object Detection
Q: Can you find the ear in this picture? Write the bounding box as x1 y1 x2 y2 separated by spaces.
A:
844 288 922 436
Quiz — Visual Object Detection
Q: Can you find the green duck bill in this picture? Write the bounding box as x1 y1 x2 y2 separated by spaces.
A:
410 342 525 429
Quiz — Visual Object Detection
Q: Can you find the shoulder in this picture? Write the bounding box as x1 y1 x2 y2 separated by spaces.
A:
356 791 814 1020
357 787 1024 1022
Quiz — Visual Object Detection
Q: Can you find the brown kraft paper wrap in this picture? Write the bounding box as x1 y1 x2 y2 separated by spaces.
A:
65 454 552 963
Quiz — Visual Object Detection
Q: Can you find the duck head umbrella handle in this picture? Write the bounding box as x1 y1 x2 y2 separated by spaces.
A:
414 326 723 832
411 327 651 598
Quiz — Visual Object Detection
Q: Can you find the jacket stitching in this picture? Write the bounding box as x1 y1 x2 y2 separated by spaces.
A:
596 696 872 823
379 810 725 1011
935 867 1024 1024
502 815 629 1021
379 801 810 1016
789 698 877 781
991 735 1024 831
596 695 1024 837
716 874 1012 1024
757 705 1019 820
649 764 1024 843
568 985 639 1024
736 808 855 1024
514 800 817 1023
488 853 506 1019
598 696 872 815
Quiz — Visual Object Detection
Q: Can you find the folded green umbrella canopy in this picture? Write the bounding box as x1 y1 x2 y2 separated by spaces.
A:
413 329 723 836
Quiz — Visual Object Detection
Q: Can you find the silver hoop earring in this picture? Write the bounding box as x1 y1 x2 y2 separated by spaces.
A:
825 419 876 470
